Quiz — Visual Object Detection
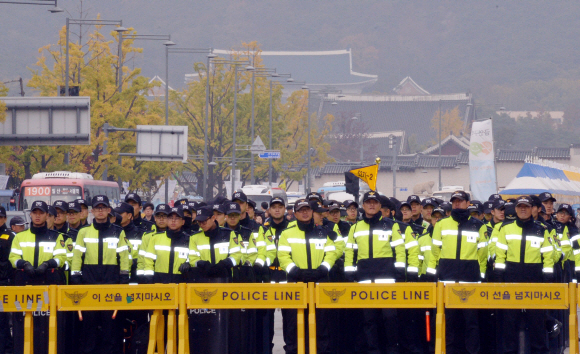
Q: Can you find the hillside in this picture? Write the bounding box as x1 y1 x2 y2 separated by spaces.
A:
1 0 580 110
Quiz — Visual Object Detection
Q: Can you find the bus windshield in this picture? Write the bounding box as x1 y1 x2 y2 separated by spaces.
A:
22 185 82 210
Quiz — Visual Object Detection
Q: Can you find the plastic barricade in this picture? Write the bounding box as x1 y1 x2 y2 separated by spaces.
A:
51 284 178 354
437 282 577 354
182 282 308 354
0 285 49 354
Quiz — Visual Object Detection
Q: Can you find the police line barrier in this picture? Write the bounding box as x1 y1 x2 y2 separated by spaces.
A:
0 285 49 354
2 282 578 354
439 282 578 354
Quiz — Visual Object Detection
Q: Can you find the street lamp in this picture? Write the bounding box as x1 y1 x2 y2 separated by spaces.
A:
254 73 298 187
351 113 363 162
118 34 171 93
1 0 62 12
248 67 275 184
64 19 125 97
165 47 215 200
211 58 251 194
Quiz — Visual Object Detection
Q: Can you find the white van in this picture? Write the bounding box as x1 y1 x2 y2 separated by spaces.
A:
241 185 288 211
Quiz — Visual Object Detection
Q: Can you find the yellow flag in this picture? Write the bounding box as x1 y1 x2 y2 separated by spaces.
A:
278 179 287 191
349 164 379 191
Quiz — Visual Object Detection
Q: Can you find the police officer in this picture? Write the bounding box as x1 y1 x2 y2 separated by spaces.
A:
554 203 575 283
52 200 70 235
426 190 488 354
213 202 227 227
77 198 91 227
254 196 290 353
278 199 336 354
188 206 242 353
407 195 430 229
47 205 56 229
467 200 485 221
70 195 131 354
113 202 144 283
233 192 268 273
0 206 15 354
9 201 67 354
224 202 262 353
125 193 155 232
494 195 554 353
344 200 359 224
143 207 191 283
483 201 494 224
345 191 407 354
189 206 241 279
137 204 170 282
143 202 155 223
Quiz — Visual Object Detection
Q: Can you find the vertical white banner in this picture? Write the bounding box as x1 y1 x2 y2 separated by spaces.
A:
469 119 497 200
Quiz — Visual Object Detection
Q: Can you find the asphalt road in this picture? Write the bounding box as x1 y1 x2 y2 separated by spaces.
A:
273 309 285 354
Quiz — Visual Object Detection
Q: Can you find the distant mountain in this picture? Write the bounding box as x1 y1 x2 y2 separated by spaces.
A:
2 0 580 109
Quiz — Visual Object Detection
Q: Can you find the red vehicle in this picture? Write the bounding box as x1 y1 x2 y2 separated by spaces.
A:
19 171 120 210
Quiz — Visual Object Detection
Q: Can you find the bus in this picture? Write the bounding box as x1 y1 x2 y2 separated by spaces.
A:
19 171 120 210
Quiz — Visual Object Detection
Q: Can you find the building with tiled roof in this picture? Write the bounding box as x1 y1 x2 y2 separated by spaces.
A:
392 76 430 96
316 91 474 161
147 75 174 98
185 49 378 95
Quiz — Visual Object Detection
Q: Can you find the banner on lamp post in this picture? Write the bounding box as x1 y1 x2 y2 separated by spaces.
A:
469 119 497 200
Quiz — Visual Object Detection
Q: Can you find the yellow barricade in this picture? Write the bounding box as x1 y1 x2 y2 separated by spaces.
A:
182 283 308 354
0 285 49 354
316 282 437 308
51 284 178 354
437 283 577 354
313 283 437 353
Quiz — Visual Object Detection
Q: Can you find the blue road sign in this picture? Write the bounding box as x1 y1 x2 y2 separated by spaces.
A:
259 151 281 159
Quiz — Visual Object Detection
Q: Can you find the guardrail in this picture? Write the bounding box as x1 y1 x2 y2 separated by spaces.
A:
1 282 578 354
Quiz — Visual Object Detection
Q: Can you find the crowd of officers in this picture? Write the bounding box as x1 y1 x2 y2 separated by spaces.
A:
0 187 577 354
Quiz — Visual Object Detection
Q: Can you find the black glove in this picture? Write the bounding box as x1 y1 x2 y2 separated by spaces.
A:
35 262 49 275
287 266 301 281
179 262 192 274
253 264 265 276
36 259 58 275
492 267 505 283
543 272 555 283
316 265 329 280
218 259 234 270
196 260 211 270
70 274 82 285
302 270 319 283
422 272 437 283
119 273 130 284
394 267 406 282
345 272 356 282
18 261 36 276
407 272 419 282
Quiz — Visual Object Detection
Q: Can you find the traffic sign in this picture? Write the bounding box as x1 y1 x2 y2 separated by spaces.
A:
250 136 266 154
259 150 281 159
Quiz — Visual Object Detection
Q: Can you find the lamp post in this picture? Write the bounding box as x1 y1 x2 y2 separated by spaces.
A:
248 67 275 184
166 47 215 200
64 19 126 97
118 34 171 93
254 73 297 187
0 0 63 12
351 113 363 162
211 59 252 194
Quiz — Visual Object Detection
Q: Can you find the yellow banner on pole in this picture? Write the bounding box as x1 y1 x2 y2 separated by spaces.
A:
349 164 379 191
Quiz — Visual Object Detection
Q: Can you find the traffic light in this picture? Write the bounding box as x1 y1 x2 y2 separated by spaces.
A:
345 172 359 200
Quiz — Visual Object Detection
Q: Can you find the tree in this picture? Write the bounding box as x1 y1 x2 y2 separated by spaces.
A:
327 112 376 162
0 21 181 195
430 106 464 143
171 42 334 197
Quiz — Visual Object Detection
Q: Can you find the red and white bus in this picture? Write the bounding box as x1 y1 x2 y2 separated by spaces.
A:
19 171 120 210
